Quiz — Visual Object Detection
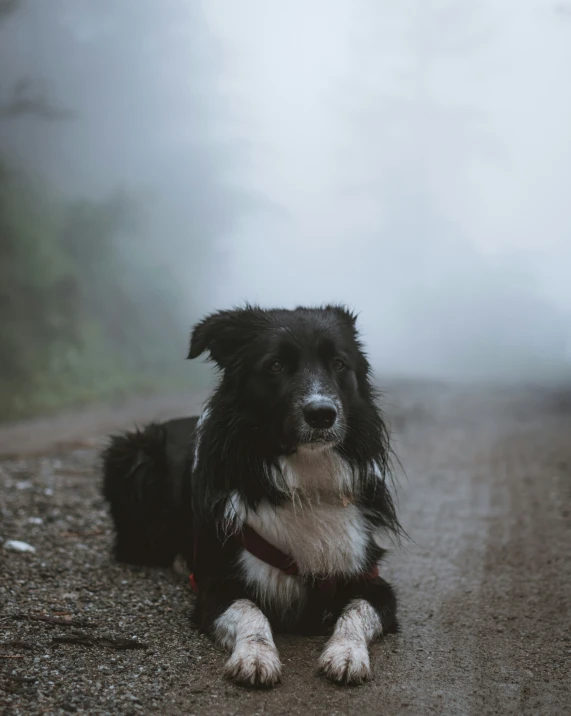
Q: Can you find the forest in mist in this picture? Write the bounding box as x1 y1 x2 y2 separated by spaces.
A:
0 1 569 421
0 0 232 420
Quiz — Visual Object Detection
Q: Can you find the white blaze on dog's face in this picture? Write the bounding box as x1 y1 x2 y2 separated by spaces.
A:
293 375 342 450
188 305 376 457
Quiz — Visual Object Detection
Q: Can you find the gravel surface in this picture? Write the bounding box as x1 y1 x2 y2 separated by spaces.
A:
1 382 569 715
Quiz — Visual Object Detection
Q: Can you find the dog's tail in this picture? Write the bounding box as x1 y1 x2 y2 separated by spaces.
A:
102 419 194 567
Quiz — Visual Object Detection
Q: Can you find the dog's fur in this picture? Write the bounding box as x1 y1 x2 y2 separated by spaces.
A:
102 305 401 686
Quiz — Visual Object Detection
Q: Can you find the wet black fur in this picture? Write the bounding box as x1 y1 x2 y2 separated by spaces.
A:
102 416 197 567
102 305 400 639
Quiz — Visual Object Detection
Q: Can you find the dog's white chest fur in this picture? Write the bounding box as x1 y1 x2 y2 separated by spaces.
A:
245 497 368 577
230 448 370 619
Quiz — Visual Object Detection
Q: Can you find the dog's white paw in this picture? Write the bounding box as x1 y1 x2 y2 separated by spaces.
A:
318 637 371 685
224 637 282 687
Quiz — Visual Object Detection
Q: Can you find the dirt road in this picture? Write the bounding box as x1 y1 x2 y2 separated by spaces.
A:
1 382 569 715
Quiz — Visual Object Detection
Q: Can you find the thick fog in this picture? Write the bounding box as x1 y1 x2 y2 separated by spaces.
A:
2 0 570 382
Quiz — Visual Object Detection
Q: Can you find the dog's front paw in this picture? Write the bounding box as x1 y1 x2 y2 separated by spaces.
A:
224 637 282 688
318 638 371 685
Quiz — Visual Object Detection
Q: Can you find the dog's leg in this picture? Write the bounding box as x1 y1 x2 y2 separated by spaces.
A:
318 598 384 685
213 599 281 687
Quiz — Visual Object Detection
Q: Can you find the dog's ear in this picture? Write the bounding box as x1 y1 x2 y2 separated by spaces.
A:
325 304 359 329
187 306 263 368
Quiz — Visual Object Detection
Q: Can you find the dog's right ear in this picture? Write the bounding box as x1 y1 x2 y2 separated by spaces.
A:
187 306 262 368
188 311 229 365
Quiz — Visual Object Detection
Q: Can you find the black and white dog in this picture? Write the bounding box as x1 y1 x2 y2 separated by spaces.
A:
102 305 401 687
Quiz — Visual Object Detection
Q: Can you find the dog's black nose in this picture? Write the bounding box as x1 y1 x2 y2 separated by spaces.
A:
303 400 337 430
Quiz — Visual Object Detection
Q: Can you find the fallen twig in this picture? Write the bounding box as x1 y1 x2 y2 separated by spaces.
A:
1 675 37 695
0 640 37 651
52 632 148 650
55 467 96 476
12 613 95 628
3 675 36 683
0 654 25 659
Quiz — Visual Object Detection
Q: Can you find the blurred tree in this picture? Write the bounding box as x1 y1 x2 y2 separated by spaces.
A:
0 1 237 420
0 78 74 120
0 164 189 420
0 0 18 17
0 0 73 120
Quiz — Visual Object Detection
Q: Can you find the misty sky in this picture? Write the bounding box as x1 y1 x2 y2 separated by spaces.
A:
1 1 570 380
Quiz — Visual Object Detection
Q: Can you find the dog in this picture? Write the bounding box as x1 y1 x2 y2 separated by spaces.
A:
102 305 401 687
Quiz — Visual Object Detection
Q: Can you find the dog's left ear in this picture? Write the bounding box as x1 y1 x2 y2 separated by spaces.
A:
187 306 262 368
326 305 359 330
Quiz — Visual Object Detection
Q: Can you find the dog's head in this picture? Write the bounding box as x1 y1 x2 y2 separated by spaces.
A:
188 305 376 455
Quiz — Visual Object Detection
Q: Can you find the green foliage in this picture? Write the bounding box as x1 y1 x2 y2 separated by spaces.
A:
0 159 194 422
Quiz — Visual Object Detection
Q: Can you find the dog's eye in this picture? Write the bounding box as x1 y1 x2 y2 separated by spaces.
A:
332 358 346 372
268 360 284 373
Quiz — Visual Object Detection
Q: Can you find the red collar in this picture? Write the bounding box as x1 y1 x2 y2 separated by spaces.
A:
189 524 379 595
233 523 299 575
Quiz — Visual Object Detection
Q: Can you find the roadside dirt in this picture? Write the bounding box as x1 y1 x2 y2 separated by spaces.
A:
1 382 569 715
